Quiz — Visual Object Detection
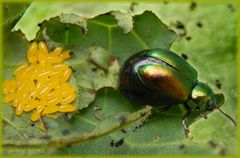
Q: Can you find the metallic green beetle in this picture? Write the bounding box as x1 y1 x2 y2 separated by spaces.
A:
119 48 236 137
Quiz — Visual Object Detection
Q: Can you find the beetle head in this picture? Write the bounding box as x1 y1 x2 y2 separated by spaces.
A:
191 82 224 113
191 82 236 126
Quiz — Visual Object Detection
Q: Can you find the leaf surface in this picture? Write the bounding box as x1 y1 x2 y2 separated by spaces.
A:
3 1 236 155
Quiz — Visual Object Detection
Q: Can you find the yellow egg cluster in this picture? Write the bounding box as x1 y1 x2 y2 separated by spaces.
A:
2 41 76 121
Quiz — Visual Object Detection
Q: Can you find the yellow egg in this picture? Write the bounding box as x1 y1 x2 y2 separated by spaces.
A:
4 93 16 103
58 104 75 112
12 98 19 107
35 81 48 96
2 80 16 94
47 55 63 64
38 71 51 81
61 93 76 104
14 64 28 76
16 74 28 86
38 51 48 67
24 64 35 72
39 86 51 98
27 42 38 63
59 50 71 60
53 64 69 71
29 63 41 79
3 41 76 122
37 99 47 110
62 85 76 98
31 109 43 121
24 99 39 112
42 104 58 115
17 81 28 92
47 97 60 105
16 103 24 115
61 68 72 82
16 93 27 107
29 89 37 100
48 76 61 88
50 47 62 56
38 41 48 55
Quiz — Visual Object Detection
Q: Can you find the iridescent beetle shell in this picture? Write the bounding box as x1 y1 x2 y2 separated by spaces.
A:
119 48 236 133
119 48 197 110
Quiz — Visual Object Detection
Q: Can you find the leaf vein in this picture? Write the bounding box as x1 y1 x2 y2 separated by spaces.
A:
131 30 149 49
3 117 29 139
74 115 96 126
88 20 117 28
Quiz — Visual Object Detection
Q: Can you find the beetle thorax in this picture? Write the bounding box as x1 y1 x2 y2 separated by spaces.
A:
190 82 215 112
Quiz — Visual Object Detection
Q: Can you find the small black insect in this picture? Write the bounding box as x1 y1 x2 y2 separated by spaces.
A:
179 144 185 150
186 36 192 41
175 21 187 36
176 21 185 29
208 140 217 148
181 53 188 60
215 79 222 89
121 129 127 133
135 123 144 129
110 139 115 147
30 123 35 127
91 67 97 72
110 138 124 147
115 138 124 147
196 22 203 28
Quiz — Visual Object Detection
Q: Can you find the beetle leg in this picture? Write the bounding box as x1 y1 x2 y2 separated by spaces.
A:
182 103 191 138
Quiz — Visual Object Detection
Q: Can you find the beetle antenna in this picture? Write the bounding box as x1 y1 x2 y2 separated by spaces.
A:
216 107 237 126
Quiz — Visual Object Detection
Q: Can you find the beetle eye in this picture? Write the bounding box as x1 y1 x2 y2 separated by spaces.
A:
206 99 215 111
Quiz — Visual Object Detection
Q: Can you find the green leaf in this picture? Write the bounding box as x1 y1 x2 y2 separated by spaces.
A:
4 2 236 155
3 95 152 148
144 2 237 154
44 3 236 155
3 3 29 24
59 14 87 31
69 46 120 110
2 38 149 153
111 11 133 34
43 11 175 63
41 11 175 111
12 2 133 41
3 10 174 154
170 1 237 151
